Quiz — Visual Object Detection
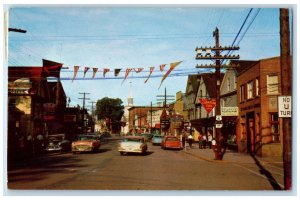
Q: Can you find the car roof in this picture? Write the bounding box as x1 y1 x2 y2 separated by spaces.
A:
124 136 144 139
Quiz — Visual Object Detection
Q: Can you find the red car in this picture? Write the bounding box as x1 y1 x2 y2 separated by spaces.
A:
161 136 182 150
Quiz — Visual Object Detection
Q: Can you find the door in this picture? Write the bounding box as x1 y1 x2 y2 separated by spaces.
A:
246 112 255 154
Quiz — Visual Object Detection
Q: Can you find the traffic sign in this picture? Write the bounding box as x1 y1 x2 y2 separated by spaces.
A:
278 96 292 118
216 115 222 121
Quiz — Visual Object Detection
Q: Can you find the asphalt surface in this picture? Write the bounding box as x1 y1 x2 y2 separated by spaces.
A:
5 135 286 195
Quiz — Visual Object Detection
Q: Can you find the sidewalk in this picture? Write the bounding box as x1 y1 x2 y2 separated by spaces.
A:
182 144 283 168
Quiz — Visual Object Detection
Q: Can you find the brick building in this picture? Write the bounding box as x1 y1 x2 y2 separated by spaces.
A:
236 57 288 157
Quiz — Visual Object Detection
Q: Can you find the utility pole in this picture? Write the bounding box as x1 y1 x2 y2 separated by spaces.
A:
150 101 153 134
157 87 175 135
195 27 240 160
280 8 292 190
89 101 97 133
78 92 90 134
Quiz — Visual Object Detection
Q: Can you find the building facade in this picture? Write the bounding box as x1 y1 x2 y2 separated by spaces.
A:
237 57 286 157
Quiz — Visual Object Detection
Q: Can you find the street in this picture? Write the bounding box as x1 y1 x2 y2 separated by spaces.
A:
6 136 284 192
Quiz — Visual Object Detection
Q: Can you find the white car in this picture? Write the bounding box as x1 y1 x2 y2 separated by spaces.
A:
118 136 148 155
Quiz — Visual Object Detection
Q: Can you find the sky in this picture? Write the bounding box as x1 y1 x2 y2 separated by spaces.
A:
7 6 284 111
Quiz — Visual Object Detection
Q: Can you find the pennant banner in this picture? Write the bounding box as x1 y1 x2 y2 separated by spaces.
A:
134 68 144 73
144 66 155 83
83 67 90 77
103 68 110 77
159 64 166 72
72 66 80 82
43 65 62 78
122 68 133 84
92 68 98 78
114 68 121 77
158 61 182 89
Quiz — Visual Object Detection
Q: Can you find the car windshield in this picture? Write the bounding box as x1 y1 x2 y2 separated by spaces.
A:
123 138 142 143
77 135 96 141
154 135 163 138
166 137 179 141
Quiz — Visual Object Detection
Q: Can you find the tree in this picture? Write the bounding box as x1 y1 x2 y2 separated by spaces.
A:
95 97 124 133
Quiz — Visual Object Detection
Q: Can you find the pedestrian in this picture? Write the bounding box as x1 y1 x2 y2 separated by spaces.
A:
198 134 203 149
220 135 228 159
181 130 186 148
188 134 193 148
202 134 207 149
208 133 213 149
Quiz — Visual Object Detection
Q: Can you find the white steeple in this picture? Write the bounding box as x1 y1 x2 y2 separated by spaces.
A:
128 81 134 106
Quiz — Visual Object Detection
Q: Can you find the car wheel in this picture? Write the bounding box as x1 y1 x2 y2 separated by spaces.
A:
120 152 124 155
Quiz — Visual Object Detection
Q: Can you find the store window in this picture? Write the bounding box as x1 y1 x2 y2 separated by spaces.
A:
247 81 253 99
270 113 280 143
267 74 279 95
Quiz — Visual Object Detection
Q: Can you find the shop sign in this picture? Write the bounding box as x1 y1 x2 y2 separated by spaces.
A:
278 96 292 118
215 121 223 129
8 82 32 94
199 98 216 114
64 115 77 122
221 107 239 116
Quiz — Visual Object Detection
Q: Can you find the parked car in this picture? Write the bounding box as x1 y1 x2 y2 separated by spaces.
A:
72 134 101 154
161 136 182 150
46 134 71 152
152 134 164 146
118 136 148 155
141 133 153 142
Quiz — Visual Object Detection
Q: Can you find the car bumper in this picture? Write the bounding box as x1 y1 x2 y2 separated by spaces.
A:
72 146 93 152
118 148 144 153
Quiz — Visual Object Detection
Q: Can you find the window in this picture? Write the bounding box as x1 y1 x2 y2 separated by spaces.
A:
227 77 231 92
256 78 260 96
267 74 279 94
240 85 245 102
247 81 253 99
233 76 237 90
270 113 280 143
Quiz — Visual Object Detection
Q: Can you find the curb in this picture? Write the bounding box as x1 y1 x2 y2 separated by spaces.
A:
182 150 228 163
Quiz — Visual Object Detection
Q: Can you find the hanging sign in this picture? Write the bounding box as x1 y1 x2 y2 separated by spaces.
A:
199 98 216 114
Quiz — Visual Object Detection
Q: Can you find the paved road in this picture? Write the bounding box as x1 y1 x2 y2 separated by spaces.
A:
6 137 283 192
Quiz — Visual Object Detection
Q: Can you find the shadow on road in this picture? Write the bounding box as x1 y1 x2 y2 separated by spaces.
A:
251 155 282 190
120 151 154 156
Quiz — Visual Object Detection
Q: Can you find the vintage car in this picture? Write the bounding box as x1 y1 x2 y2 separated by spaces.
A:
141 133 153 142
72 134 101 153
46 134 71 152
152 134 164 146
118 136 148 155
161 136 182 150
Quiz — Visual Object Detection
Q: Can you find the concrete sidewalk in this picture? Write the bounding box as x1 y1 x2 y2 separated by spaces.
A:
181 144 283 168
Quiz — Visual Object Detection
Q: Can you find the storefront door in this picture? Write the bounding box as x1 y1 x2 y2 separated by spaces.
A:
246 112 255 154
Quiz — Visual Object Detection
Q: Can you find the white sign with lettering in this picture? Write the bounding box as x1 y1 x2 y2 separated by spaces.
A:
278 96 292 118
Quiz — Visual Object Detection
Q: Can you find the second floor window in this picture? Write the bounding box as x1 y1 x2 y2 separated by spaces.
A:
240 85 245 102
247 81 253 99
256 78 260 96
267 74 279 95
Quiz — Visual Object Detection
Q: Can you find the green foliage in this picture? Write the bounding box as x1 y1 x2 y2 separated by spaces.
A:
95 97 124 121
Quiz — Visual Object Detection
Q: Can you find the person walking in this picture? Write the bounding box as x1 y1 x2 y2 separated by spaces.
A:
208 133 213 149
188 134 193 148
202 134 207 149
181 130 186 148
198 134 203 149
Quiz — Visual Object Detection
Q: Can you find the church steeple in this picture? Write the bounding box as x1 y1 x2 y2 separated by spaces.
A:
127 82 134 106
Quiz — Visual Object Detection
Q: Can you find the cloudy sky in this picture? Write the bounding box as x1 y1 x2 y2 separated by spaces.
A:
7 6 284 110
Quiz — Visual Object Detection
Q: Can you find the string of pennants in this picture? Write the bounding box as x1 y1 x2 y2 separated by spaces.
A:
70 61 182 88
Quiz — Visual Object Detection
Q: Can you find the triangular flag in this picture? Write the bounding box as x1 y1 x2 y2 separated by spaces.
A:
114 68 121 77
122 68 133 84
159 64 166 72
144 66 155 83
103 68 110 77
72 66 80 82
158 61 182 89
92 68 98 78
43 65 62 78
83 67 90 77
134 68 144 73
